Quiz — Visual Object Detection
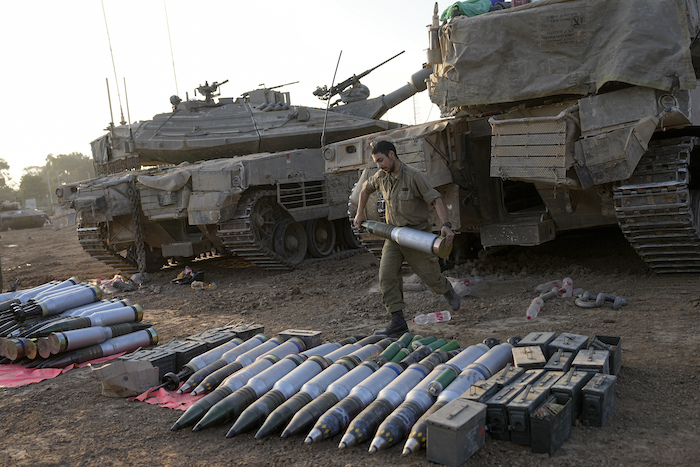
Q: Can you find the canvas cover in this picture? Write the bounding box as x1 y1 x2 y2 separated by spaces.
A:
430 0 698 113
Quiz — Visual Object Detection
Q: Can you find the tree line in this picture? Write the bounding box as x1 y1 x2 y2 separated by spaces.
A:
0 153 95 209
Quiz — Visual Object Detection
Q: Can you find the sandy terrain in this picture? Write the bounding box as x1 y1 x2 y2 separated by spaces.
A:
0 223 698 466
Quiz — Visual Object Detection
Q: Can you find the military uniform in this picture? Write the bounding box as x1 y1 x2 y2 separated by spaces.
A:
362 163 452 314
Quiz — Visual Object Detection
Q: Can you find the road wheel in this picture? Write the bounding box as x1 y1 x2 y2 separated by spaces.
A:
305 218 336 257
273 219 307 265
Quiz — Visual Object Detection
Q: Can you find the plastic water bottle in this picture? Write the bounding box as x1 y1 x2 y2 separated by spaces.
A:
412 311 452 325
526 297 544 320
557 277 574 298
535 280 560 293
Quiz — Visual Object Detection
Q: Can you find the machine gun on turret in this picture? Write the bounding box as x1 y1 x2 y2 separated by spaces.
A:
314 51 405 103
195 80 229 102
240 81 299 100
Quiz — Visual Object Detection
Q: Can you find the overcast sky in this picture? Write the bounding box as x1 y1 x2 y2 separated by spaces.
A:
0 0 440 186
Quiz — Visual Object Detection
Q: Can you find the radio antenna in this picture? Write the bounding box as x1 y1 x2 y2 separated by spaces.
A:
101 0 126 125
320 51 342 148
163 0 179 96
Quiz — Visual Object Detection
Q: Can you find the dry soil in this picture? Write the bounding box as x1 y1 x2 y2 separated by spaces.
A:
0 223 698 466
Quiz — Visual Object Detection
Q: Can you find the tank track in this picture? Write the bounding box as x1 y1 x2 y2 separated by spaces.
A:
217 190 361 271
355 228 385 260
77 223 140 276
613 137 700 273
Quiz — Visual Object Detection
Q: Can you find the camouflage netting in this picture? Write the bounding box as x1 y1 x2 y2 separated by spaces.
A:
430 0 699 114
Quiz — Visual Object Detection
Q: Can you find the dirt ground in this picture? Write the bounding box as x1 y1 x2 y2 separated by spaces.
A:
0 223 698 467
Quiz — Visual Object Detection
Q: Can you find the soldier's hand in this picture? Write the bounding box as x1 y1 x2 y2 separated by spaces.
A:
441 226 455 248
353 211 366 229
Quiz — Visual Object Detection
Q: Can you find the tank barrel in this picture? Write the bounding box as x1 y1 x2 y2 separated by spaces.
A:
380 67 432 112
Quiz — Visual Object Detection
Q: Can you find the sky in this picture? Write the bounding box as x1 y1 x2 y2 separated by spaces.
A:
0 0 441 187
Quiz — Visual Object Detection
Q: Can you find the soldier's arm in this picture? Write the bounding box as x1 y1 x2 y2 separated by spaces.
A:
354 190 370 229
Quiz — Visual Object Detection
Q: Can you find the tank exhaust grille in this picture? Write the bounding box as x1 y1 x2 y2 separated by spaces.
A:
278 181 327 209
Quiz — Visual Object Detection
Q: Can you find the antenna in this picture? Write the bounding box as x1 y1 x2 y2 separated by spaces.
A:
163 0 179 96
101 0 126 125
105 78 115 132
320 51 342 148
123 77 132 126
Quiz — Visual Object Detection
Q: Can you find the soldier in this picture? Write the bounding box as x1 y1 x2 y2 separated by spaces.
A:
354 141 460 337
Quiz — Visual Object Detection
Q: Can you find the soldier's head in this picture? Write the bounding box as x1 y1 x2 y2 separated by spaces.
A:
371 140 400 175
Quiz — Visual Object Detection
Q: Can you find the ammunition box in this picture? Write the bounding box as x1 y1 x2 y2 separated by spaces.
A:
572 348 610 374
531 371 565 394
530 394 573 456
226 324 265 341
516 331 557 358
488 364 525 389
506 385 551 445
549 333 588 355
485 385 525 441
119 347 176 381
581 373 617 427
550 368 595 424
279 329 322 349
510 369 546 388
512 346 547 369
186 329 237 350
427 399 487 467
592 335 621 375
543 348 575 372
462 380 499 403
158 339 209 372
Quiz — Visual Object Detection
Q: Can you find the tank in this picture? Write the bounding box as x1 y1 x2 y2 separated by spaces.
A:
334 0 700 274
54 54 432 275
0 201 48 231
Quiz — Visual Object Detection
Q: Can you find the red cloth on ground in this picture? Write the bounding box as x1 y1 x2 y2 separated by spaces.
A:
128 387 200 411
0 353 124 388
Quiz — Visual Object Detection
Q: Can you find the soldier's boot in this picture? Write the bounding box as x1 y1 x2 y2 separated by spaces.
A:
444 286 461 311
374 310 409 338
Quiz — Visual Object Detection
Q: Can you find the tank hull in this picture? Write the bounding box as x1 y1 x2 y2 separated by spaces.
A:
55 68 433 273
0 210 48 231
333 88 700 274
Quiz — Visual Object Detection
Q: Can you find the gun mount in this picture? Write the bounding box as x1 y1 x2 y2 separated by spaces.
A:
196 80 229 102
313 51 405 104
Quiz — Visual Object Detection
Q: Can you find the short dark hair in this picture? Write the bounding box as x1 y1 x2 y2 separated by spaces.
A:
371 140 397 157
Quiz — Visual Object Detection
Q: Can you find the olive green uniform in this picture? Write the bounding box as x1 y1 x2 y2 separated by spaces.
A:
362 163 451 314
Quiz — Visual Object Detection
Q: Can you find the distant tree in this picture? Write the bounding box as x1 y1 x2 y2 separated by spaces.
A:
45 153 95 188
0 158 18 201
18 172 49 204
